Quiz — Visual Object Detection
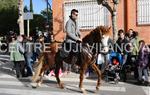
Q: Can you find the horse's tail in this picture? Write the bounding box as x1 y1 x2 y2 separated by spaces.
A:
32 55 45 82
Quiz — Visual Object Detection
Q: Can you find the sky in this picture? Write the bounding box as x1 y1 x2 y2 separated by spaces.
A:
24 0 52 14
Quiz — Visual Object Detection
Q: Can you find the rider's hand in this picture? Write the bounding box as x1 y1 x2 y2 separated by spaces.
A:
78 38 82 42
77 38 82 43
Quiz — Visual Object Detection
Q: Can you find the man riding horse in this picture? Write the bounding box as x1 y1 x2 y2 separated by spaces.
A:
63 9 82 64
31 8 112 93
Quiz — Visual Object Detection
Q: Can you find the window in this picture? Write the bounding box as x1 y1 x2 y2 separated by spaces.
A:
63 0 109 29
137 0 150 25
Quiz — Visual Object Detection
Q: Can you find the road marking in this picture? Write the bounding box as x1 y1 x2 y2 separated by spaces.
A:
45 75 98 83
66 84 126 92
142 87 150 95
0 74 125 85
0 80 53 88
0 73 127 95
0 88 85 95
0 55 10 57
45 75 125 85
0 79 126 92
0 57 10 61
0 74 16 78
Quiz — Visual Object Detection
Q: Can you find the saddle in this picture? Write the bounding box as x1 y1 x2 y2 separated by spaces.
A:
59 42 81 59
59 47 70 58
81 44 93 59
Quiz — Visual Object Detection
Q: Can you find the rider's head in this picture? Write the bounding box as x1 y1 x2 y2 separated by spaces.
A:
70 9 78 21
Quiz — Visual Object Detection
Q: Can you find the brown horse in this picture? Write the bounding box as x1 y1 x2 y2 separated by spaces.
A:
54 26 111 92
31 36 58 87
31 26 111 92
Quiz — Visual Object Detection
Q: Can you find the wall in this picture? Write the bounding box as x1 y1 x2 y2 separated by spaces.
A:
52 0 64 41
126 0 150 43
53 0 150 43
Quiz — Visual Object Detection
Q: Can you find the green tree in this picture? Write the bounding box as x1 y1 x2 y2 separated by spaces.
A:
0 0 17 9
25 14 45 36
0 0 19 36
40 8 53 31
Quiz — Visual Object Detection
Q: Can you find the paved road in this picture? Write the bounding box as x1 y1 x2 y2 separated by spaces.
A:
0 54 150 95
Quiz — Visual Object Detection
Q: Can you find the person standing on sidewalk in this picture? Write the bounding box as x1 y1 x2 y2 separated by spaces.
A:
24 36 34 76
129 31 140 79
137 40 149 86
10 36 17 71
10 35 26 78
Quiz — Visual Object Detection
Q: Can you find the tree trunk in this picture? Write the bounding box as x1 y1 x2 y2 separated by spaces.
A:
100 0 118 43
112 4 118 43
18 0 24 35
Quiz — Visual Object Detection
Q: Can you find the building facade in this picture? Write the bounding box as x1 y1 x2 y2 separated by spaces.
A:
52 0 150 43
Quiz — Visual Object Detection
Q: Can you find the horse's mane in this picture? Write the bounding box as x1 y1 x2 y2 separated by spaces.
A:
82 26 111 44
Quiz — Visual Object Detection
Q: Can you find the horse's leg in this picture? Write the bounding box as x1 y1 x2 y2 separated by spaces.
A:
91 63 101 91
31 56 44 88
55 64 64 88
55 53 64 89
31 64 44 88
79 64 87 93
36 68 45 87
32 56 44 82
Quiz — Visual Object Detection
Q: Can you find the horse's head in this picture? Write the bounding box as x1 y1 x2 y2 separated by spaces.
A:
100 26 111 53
83 26 111 43
83 26 111 53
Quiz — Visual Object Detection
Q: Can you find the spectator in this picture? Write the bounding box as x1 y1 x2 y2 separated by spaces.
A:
125 32 130 40
116 29 129 81
24 36 34 76
116 29 129 63
109 57 120 81
137 40 149 86
10 36 17 71
10 35 26 78
129 31 140 79
130 31 140 56
128 29 134 40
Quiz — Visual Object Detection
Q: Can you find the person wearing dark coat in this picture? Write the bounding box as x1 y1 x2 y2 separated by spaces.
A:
137 40 149 85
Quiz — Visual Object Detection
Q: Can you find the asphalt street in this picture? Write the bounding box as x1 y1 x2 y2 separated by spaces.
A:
0 53 149 95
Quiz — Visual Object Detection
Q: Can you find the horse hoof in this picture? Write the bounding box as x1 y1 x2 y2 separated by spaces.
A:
80 88 86 94
96 86 99 91
31 83 37 88
59 83 64 89
37 83 42 87
32 85 37 89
